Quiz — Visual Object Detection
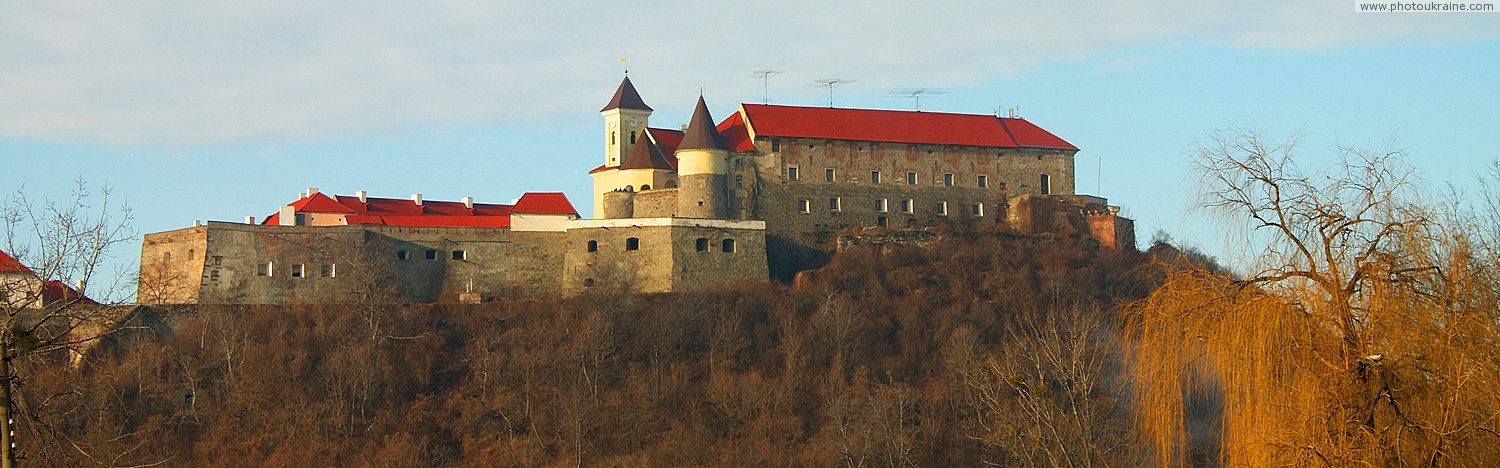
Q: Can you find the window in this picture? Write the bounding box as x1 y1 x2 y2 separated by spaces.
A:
425 249 437 260
787 166 800 181
771 137 781 152
640 184 651 191
735 175 744 186
875 198 889 213
870 171 881 184
213 255 223 266
722 239 737 253
452 250 466 260
584 278 596 287
906 171 918 185
901 199 914 214
943 173 954 186
397 250 409 260
825 168 836 182
626 237 640 251
1040 174 1052 195
587 240 598 252
294 213 306 226
210 269 221 280
829 197 842 213
977 175 988 188
321 264 337 277
937 201 949 216
696 237 709 252
629 131 637 144
291 264 305 278
188 249 195 260
972 203 985 217
258 261 274 277
877 216 888 227
797 199 811 214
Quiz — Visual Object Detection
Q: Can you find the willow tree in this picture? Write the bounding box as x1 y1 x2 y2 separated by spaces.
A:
1127 129 1500 466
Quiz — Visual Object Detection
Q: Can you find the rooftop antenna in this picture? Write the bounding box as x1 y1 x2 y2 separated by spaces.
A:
748 69 783 104
887 87 952 111
807 78 856 107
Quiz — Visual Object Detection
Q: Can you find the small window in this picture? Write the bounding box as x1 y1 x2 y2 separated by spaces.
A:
875 198 888 213
213 255 223 266
825 168 836 182
587 240 598 252
797 199 811 214
210 269 221 281
787 166 800 181
977 175 988 188
870 171 881 184
722 239 736 253
294 213 306 226
771 137 781 152
943 173 954 186
640 184 651 191
425 249 437 260
829 197 841 213
906 172 918 185
629 131 637 144
397 250 409 260
972 203 985 217
188 249 195 260
901 199 914 214
937 201 949 216
584 278 596 287
291 264 305 278
626 237 640 251
1040 174 1052 195
258 262 274 277
452 250 466 260
877 216 889 227
321 264 337 277
735 175 744 186
696 238 709 252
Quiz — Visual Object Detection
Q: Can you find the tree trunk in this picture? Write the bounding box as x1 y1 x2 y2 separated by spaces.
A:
1 336 15 468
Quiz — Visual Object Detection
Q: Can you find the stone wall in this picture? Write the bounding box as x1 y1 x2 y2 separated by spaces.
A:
562 218 768 296
632 189 678 218
138 226 209 304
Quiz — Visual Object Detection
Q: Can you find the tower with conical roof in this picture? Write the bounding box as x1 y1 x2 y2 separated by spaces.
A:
674 96 730 219
600 75 652 169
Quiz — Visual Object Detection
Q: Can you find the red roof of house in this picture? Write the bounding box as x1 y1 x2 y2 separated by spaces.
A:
717 112 757 151
43 280 94 305
0 249 31 274
735 104 1077 150
647 127 684 156
263 191 571 228
512 192 579 215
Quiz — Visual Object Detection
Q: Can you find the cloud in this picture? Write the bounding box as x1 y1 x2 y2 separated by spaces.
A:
0 0 1493 145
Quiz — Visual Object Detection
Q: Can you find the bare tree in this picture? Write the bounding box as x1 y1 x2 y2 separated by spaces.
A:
0 179 137 467
1127 129 1500 465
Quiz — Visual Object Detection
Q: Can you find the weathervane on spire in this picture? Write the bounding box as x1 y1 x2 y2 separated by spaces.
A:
620 57 628 75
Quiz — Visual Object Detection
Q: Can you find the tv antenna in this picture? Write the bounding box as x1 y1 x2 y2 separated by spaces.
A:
807 78 857 107
748 70 783 104
888 88 952 111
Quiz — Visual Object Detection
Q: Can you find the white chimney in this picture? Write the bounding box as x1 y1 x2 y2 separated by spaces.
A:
356 190 367 203
462 196 474 208
307 187 319 196
245 215 255 224
412 193 423 206
193 219 201 227
298 191 306 199
74 280 85 295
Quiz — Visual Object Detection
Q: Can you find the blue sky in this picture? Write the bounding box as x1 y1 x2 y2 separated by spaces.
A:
3 1 1498 298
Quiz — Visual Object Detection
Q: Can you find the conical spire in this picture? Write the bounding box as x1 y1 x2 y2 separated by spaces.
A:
601 76 652 112
677 96 726 151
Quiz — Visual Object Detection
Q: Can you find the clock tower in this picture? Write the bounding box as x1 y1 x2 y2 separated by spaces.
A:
600 76 653 168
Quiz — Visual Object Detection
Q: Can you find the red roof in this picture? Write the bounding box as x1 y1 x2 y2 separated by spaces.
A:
647 127 684 157
262 192 558 228
512 192 578 215
43 280 93 305
736 104 1076 150
717 112 757 151
0 249 31 274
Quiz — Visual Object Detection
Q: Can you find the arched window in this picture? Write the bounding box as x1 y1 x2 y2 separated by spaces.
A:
162 252 171 263
630 131 637 144
587 240 598 252
722 239 736 253
665 179 678 188
611 131 616 145
640 184 651 191
626 237 640 251
695 238 709 252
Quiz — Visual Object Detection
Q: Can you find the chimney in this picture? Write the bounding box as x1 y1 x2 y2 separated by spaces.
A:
462 196 474 209
193 219 201 227
74 280 85 295
245 215 255 224
356 190 367 203
307 187 319 196
412 193 423 206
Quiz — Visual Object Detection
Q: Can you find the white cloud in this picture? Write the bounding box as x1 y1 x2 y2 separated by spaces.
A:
0 0 1493 145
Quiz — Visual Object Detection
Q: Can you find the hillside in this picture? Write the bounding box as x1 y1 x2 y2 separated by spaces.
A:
20 227 1164 466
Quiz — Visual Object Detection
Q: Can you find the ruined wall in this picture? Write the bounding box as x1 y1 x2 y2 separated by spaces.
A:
138 226 209 304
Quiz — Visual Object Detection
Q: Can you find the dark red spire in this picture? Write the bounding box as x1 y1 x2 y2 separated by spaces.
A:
601 76 652 112
677 96 726 151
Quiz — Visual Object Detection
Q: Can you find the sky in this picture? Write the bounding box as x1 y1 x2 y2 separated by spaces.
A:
2 1 1498 299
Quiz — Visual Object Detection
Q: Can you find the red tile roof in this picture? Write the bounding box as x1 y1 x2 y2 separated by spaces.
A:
512 192 578 215
43 280 93 305
0 249 31 274
647 128 684 157
717 112 757 151
263 192 571 229
736 104 1077 150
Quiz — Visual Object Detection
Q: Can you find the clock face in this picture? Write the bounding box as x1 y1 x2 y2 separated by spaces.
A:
628 118 640 128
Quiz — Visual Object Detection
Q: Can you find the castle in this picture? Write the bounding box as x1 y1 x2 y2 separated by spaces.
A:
137 75 1133 305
